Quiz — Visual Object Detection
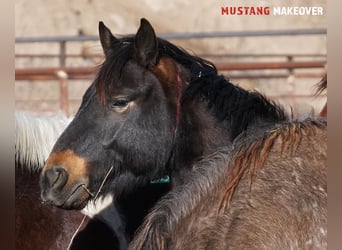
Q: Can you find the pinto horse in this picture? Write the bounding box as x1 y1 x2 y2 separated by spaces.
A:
40 18 327 248
15 111 122 249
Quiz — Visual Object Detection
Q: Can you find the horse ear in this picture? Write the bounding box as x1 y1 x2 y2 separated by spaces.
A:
98 21 119 57
134 18 159 67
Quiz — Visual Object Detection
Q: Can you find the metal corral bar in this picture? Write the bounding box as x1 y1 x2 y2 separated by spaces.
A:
15 73 325 81
215 60 326 71
15 60 326 80
15 28 326 43
15 53 327 58
15 67 95 75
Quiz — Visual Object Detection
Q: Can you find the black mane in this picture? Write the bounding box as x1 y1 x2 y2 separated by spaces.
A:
159 38 288 140
184 76 288 139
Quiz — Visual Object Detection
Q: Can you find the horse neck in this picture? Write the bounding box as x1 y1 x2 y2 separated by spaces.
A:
176 100 231 156
171 75 287 182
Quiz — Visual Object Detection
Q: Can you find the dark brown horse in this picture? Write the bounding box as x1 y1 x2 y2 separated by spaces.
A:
39 18 326 249
15 111 121 249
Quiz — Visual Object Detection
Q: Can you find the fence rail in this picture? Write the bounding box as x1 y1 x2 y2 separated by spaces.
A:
15 60 326 80
15 28 326 43
15 29 327 116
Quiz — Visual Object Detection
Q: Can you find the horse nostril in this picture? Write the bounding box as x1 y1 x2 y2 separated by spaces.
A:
45 165 68 189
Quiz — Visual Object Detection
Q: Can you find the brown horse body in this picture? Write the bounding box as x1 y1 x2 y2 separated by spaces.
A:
15 168 87 250
131 118 327 249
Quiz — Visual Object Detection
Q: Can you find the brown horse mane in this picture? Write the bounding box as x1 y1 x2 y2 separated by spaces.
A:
130 116 326 249
218 117 327 212
130 147 230 249
315 74 327 117
315 73 327 95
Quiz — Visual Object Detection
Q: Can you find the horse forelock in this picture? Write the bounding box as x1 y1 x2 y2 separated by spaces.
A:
96 37 135 107
95 34 217 108
218 117 327 212
15 111 71 172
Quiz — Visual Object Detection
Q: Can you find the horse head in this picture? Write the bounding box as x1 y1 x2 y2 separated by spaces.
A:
39 19 190 209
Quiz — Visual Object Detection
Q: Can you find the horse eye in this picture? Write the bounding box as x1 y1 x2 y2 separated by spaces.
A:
109 99 130 111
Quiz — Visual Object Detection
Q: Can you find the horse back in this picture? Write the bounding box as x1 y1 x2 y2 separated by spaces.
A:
170 121 327 249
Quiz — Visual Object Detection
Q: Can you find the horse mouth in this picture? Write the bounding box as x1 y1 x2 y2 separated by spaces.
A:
58 184 92 210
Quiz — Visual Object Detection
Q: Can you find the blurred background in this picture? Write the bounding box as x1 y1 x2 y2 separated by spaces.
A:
15 0 327 117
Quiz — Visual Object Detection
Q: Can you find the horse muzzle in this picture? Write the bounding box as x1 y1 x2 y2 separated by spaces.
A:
40 168 91 209
40 150 92 210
